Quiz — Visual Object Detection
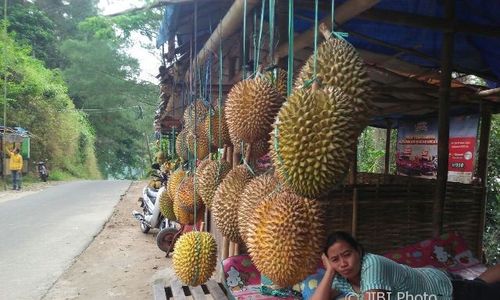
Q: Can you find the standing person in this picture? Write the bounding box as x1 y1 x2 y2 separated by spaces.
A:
6 147 23 190
311 231 500 300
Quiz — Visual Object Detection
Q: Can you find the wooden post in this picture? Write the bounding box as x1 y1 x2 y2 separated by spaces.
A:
228 241 235 257
350 146 358 236
433 0 455 238
476 104 492 259
226 146 233 167
384 120 392 174
222 237 229 260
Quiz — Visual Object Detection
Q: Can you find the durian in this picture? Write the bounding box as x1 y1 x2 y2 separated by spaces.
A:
173 194 204 225
233 137 270 160
197 160 232 208
158 186 176 221
172 231 217 286
212 165 254 243
246 191 325 287
176 176 202 213
186 123 210 160
226 78 284 144
271 87 358 198
183 101 208 131
295 37 372 102
175 130 189 161
238 174 281 244
263 68 287 99
167 168 186 199
205 108 231 148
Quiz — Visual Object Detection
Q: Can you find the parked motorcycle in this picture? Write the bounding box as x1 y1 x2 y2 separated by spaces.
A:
132 163 171 234
37 160 49 182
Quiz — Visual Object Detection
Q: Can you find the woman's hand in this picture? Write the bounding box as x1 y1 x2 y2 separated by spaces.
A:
321 253 335 276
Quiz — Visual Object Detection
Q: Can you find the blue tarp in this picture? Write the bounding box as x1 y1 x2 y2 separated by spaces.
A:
295 0 500 87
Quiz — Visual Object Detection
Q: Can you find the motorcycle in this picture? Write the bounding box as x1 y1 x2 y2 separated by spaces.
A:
132 163 172 234
37 160 49 182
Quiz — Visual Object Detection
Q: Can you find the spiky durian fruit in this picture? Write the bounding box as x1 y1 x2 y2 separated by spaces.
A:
173 194 204 225
205 108 231 148
212 165 254 243
271 87 359 198
149 179 162 190
183 101 208 131
158 186 176 221
176 176 202 213
295 37 372 103
263 68 287 99
175 129 189 161
197 160 232 208
232 137 270 160
238 174 281 244
156 151 166 165
247 191 325 287
172 231 217 286
226 78 284 144
195 158 212 182
167 168 186 199
186 124 210 160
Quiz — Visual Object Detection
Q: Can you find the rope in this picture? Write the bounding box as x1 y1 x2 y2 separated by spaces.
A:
286 0 294 97
268 0 275 64
242 0 248 79
301 0 319 89
255 0 266 73
191 230 201 286
331 0 349 40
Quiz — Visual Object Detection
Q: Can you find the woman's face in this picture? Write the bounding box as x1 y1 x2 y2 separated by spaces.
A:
326 240 362 281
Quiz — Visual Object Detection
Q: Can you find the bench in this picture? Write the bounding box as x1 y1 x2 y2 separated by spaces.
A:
153 278 229 300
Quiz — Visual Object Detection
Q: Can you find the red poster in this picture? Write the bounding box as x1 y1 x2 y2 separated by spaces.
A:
448 137 475 173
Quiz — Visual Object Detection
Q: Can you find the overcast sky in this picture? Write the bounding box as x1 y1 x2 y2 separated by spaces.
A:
98 0 160 83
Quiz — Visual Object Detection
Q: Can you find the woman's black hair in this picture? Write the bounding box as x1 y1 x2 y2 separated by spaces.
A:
324 231 365 257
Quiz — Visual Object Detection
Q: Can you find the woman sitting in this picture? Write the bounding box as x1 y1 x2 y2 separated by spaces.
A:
311 231 500 300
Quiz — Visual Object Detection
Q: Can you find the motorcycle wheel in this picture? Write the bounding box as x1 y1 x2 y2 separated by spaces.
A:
156 227 179 253
42 175 48 182
140 222 151 233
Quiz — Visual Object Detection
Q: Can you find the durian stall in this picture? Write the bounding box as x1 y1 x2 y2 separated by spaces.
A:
151 0 500 294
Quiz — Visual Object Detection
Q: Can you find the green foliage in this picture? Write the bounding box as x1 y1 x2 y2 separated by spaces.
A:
59 19 157 179
1 31 100 179
484 114 500 265
357 126 395 173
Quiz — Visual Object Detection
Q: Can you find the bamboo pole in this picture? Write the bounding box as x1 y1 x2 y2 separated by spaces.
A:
433 0 455 238
222 237 229 260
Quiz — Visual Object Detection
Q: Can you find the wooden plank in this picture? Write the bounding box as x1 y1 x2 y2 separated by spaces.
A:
153 279 167 300
205 280 228 300
190 285 206 300
171 279 188 300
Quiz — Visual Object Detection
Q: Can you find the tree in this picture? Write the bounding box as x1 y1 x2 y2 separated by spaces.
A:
60 16 158 178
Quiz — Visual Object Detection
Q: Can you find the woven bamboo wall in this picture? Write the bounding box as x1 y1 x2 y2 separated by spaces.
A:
324 174 484 255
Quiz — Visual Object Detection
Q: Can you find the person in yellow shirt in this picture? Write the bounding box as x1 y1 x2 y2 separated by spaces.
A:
6 147 23 190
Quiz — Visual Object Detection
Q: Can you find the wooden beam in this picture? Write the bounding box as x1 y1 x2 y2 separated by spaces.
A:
433 0 455 238
187 0 260 81
359 8 500 38
478 87 500 97
274 0 380 60
476 105 492 187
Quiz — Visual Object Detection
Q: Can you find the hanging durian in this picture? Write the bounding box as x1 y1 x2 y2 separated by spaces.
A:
246 191 325 287
167 168 186 199
158 186 176 221
183 100 208 131
271 87 358 198
263 68 288 99
226 77 284 144
238 174 281 244
197 160 232 208
173 231 217 286
175 129 189 162
295 37 373 104
205 107 231 148
173 193 204 225
175 176 202 213
212 165 254 243
186 123 210 160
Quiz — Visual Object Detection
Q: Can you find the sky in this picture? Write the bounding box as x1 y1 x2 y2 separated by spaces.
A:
98 0 161 83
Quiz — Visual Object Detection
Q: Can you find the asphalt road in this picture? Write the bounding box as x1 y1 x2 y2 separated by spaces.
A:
0 180 131 300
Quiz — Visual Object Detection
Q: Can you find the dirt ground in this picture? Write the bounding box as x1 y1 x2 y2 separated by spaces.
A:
42 181 176 300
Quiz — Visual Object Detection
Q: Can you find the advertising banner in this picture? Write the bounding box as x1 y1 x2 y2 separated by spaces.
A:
396 115 479 183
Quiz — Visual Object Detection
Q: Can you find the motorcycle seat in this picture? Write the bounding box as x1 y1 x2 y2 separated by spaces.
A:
147 188 158 201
